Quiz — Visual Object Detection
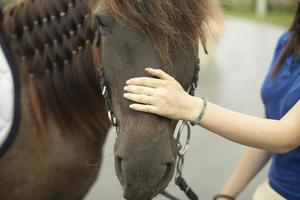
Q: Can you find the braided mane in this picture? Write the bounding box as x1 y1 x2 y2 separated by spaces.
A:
0 0 109 135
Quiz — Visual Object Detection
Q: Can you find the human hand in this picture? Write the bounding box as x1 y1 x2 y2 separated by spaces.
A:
124 68 202 121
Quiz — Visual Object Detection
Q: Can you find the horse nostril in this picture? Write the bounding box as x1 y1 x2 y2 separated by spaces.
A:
116 158 176 200
115 156 124 183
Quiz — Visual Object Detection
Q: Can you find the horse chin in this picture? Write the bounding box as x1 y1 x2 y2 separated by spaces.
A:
115 156 176 200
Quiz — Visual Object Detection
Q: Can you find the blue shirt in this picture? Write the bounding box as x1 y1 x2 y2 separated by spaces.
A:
261 32 300 200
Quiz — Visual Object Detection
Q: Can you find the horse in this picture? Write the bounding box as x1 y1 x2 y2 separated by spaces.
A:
0 0 110 199
0 0 215 199
94 1 215 199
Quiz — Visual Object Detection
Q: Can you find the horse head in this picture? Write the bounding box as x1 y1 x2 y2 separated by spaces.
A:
93 0 215 199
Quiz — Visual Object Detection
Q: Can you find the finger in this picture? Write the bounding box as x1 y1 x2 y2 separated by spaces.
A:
126 77 162 88
145 68 174 80
129 104 159 115
124 93 153 105
124 85 154 96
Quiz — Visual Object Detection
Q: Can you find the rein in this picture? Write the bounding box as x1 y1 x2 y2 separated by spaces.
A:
97 21 200 200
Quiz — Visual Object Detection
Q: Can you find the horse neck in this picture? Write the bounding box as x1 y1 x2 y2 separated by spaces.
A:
1 0 110 137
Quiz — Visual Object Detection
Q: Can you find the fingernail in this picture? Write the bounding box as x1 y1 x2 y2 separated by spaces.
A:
129 104 134 109
126 80 130 84
124 93 128 98
124 86 128 91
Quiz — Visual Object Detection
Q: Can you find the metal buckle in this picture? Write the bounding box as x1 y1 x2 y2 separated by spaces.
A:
176 155 184 179
175 121 191 156
108 110 117 127
101 85 107 96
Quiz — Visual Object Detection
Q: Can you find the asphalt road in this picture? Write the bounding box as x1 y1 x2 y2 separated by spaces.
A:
85 17 285 200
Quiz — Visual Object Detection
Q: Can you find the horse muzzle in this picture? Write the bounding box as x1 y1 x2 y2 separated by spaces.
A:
115 153 175 200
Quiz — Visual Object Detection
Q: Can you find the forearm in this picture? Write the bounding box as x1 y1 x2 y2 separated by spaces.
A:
190 98 300 153
220 148 271 198
124 70 300 152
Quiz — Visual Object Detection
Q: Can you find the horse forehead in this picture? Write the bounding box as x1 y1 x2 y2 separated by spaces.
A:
93 0 108 14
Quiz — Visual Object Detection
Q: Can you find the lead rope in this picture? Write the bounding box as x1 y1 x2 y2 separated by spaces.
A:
160 59 200 200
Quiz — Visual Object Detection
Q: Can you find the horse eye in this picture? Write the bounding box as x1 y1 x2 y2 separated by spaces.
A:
95 16 111 36
95 16 106 27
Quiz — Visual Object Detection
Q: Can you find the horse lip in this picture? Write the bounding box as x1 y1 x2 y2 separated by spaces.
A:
121 161 175 200
123 191 153 200
152 161 175 198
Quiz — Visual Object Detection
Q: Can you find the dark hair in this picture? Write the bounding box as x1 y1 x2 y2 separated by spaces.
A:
0 0 109 135
106 0 216 63
272 3 300 78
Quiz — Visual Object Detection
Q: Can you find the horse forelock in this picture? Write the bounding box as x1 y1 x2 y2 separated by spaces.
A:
106 0 217 63
0 0 110 135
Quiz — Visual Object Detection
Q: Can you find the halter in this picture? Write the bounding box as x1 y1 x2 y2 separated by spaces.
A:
96 21 200 200
99 67 117 127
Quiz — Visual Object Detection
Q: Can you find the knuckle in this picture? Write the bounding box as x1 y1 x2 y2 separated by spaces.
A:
160 89 167 96
137 95 144 102
166 81 171 86
130 86 137 92
140 78 146 84
150 106 157 112
161 97 167 103
156 90 163 97
144 79 150 85
151 96 158 103
161 81 167 86
146 106 151 112
138 87 145 93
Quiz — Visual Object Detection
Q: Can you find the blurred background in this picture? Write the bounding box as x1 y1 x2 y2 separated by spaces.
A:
220 0 296 26
0 0 297 199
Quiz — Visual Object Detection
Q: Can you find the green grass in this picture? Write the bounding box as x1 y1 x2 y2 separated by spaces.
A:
223 7 295 27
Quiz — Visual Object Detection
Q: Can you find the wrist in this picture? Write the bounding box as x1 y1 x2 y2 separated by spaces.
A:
186 96 203 122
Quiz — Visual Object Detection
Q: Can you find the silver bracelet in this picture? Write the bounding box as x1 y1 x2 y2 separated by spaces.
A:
192 97 208 125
